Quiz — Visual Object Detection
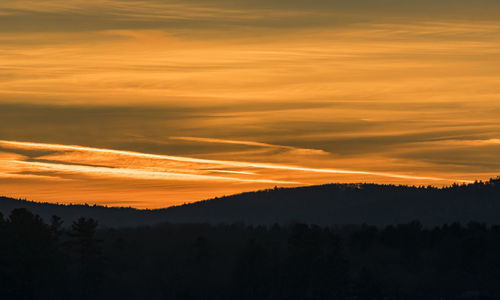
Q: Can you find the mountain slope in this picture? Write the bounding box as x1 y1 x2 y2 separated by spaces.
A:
0 197 165 228
162 179 500 226
2 178 500 227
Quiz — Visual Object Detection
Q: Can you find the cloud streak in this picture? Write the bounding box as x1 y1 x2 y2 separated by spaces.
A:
0 140 472 183
0 171 66 181
10 160 296 184
170 136 329 155
432 139 500 146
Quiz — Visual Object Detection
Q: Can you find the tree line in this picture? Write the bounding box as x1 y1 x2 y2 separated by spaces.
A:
1 208 500 299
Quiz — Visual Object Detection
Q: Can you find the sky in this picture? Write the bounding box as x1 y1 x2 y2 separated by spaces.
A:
1 0 500 208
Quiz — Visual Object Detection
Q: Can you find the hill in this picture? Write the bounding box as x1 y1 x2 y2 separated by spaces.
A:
0 197 165 228
2 178 500 227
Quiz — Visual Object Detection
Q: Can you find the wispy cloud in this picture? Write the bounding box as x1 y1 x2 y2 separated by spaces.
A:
205 169 256 175
0 140 472 183
170 136 329 155
432 139 500 146
10 160 296 184
0 171 66 181
0 0 250 18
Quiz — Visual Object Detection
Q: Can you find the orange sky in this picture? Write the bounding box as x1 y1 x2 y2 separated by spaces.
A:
1 0 500 208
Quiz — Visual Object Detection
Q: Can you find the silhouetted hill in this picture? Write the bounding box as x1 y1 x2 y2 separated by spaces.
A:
0 197 166 228
162 179 500 226
2 178 500 227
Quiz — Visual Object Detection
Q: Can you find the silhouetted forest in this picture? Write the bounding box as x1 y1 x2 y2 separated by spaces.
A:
2 179 500 299
2 178 500 227
1 208 500 299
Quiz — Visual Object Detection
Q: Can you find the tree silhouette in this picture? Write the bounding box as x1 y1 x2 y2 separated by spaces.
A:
50 215 64 239
0 209 64 299
70 217 102 299
1 178 500 299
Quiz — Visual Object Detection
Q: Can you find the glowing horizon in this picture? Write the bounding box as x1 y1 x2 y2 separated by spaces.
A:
0 138 484 208
1 0 499 208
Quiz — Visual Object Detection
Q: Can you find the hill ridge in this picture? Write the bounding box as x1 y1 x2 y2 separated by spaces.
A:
2 178 500 227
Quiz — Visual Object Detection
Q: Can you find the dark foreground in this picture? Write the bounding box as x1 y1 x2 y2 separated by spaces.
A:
1 208 500 300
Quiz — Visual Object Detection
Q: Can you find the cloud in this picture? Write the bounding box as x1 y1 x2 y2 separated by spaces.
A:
0 171 66 181
170 136 329 155
0 0 253 20
2 0 499 33
432 139 500 146
205 169 256 175
0 0 331 33
10 160 297 184
1 0 498 207
0 140 472 183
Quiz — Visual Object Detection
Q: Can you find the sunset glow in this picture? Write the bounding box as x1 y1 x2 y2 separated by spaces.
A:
1 0 500 208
